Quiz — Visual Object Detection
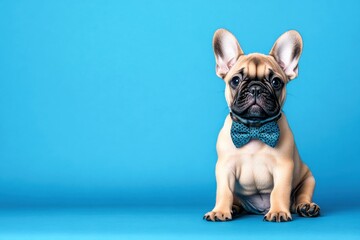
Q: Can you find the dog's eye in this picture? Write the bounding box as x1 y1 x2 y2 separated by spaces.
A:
271 77 283 90
230 76 241 89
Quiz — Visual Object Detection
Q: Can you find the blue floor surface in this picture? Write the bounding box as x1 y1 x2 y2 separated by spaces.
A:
0 205 359 240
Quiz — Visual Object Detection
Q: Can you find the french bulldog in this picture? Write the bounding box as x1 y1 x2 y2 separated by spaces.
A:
204 29 320 222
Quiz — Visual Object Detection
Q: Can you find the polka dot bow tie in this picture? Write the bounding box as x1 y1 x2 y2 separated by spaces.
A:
230 120 280 148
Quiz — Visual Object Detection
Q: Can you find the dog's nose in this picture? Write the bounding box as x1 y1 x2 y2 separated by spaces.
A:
249 85 262 96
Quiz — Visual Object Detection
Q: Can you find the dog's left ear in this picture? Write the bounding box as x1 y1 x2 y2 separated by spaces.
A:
270 30 303 80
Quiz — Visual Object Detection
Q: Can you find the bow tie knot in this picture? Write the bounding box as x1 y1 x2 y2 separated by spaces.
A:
231 120 280 148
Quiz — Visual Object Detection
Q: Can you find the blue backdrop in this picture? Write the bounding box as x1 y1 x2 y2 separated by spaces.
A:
0 0 359 209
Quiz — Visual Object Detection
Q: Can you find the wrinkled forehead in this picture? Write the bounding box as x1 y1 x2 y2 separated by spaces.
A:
224 53 286 81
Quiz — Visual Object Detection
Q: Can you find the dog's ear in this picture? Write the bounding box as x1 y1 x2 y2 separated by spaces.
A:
213 29 244 79
270 30 303 80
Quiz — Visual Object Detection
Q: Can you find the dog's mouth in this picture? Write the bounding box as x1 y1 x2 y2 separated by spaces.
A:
245 104 269 119
231 104 268 121
231 103 281 126
230 104 281 127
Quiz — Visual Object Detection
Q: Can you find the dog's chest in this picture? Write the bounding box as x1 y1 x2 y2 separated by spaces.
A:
233 140 276 195
235 159 274 195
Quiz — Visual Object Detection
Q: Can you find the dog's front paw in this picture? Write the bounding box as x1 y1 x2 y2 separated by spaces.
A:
296 202 320 217
203 210 232 222
263 210 292 222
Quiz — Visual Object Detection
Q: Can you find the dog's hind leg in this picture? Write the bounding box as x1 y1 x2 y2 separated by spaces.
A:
292 173 320 217
231 196 245 218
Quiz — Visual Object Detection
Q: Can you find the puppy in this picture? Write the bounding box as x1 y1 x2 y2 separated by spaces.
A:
204 29 320 222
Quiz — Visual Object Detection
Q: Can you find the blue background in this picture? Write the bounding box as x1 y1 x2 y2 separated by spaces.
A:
0 0 359 239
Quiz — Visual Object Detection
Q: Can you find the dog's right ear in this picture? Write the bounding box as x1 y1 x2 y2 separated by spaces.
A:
213 29 244 79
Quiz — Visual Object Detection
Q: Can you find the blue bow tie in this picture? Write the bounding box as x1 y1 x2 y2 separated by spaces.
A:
230 120 280 148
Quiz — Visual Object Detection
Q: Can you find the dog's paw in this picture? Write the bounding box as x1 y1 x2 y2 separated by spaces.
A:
263 210 292 222
296 202 320 217
203 210 232 222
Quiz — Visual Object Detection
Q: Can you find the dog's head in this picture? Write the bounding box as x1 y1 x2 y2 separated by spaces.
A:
213 29 303 124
